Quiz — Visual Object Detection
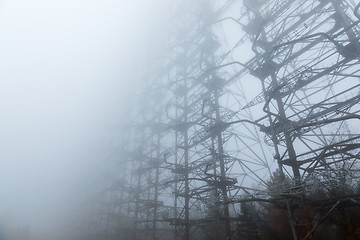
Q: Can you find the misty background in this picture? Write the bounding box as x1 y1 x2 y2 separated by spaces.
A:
0 0 169 236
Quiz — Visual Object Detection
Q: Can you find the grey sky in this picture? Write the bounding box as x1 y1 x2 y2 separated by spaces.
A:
0 0 169 235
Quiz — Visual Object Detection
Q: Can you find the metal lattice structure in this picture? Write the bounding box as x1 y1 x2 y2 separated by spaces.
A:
74 1 360 240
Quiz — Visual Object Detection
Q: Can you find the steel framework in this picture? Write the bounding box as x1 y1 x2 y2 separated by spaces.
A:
76 1 360 240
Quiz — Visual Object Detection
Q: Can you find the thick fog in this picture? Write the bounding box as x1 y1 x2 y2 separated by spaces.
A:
0 0 168 237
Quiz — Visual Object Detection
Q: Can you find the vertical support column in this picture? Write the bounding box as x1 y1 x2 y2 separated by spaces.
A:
269 73 301 185
183 81 190 240
214 88 232 240
269 72 299 240
173 98 179 240
152 124 161 240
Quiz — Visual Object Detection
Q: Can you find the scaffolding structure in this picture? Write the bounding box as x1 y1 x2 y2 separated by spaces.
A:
79 1 360 240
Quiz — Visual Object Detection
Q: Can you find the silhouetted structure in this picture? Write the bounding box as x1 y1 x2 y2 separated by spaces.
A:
78 1 360 240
